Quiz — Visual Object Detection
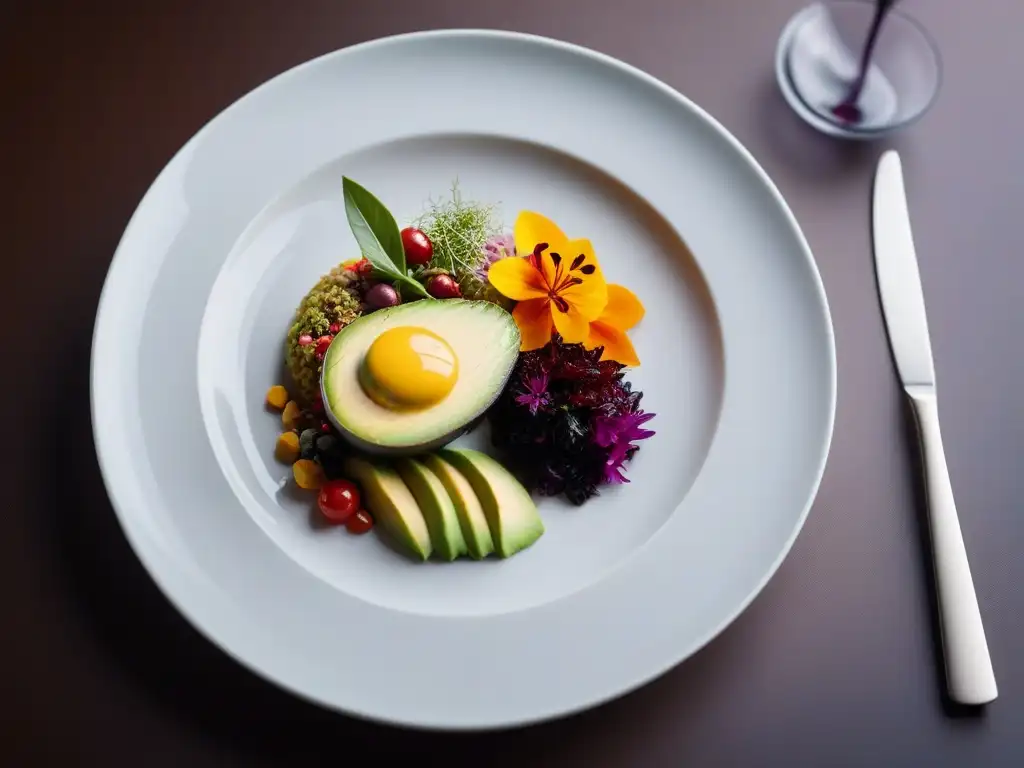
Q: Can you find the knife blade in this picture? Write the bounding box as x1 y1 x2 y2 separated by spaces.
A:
872 151 936 389
872 150 998 705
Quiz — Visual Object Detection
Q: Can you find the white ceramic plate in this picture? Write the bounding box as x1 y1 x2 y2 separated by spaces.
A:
92 30 835 729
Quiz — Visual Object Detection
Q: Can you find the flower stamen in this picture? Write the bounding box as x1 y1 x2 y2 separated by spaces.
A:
529 242 549 269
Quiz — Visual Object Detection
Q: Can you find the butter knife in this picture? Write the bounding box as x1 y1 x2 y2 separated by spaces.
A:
872 150 997 705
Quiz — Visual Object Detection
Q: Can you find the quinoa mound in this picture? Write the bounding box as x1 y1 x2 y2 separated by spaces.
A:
285 264 364 404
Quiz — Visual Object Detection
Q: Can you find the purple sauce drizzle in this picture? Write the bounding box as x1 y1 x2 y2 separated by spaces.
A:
832 0 899 123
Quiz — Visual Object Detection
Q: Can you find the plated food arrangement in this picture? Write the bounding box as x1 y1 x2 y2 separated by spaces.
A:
266 177 655 561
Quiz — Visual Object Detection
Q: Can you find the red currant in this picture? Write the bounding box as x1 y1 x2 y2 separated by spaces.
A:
346 510 374 534
426 274 462 299
314 335 333 359
318 479 360 523
400 227 434 266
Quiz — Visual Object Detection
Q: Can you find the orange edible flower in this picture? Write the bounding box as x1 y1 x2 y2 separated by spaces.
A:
488 212 607 350
585 284 645 366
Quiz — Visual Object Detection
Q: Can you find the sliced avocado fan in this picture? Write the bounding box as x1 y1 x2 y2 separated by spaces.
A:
438 448 544 558
395 458 468 561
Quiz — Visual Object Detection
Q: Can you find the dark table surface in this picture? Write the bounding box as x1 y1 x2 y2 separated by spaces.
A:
4 1 1023 765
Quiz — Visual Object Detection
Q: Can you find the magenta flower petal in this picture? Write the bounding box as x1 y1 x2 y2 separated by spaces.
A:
592 419 618 448
592 408 655 484
514 372 551 415
602 442 632 484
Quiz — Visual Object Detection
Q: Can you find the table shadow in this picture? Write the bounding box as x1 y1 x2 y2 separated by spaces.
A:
752 73 916 185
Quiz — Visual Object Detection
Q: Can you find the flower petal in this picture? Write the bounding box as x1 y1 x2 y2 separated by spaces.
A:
563 238 604 282
487 256 548 301
560 274 607 321
514 211 568 258
587 320 640 366
550 303 591 344
512 299 554 351
600 284 645 330
537 247 608 321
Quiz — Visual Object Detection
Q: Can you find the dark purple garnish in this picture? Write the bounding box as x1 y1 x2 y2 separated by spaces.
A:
488 336 655 505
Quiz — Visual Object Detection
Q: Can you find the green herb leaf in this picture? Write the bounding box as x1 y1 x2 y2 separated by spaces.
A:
342 177 406 274
402 277 432 298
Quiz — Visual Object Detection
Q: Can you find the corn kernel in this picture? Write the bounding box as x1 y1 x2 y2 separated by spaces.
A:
281 400 302 431
292 459 325 490
274 432 300 464
265 385 289 410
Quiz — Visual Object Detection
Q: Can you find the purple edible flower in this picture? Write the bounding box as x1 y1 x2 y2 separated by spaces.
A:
515 372 551 415
475 233 517 281
592 409 656 449
593 409 656 484
602 442 632 485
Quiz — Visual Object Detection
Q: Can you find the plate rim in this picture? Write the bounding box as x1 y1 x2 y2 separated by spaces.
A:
90 28 837 730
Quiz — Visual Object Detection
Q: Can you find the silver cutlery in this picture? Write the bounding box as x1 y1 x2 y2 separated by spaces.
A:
872 150 998 705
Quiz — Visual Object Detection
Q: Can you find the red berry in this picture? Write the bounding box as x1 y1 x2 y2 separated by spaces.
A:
426 274 462 299
320 421 332 433
318 479 360 523
346 510 374 534
314 335 333 359
401 227 434 266
329 323 341 334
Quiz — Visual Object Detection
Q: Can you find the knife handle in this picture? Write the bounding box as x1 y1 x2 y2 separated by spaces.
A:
906 386 997 705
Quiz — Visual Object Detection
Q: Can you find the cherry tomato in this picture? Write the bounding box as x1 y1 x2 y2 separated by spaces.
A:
346 510 374 534
400 227 434 266
317 479 360 522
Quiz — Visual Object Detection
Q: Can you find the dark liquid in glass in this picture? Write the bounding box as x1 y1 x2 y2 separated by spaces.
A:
832 0 898 123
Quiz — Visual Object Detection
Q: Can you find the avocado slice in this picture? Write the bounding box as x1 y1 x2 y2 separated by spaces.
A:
421 453 495 560
322 300 520 455
438 449 544 558
342 456 432 561
395 458 467 561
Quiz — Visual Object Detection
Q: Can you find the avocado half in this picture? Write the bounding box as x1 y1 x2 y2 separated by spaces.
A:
321 299 520 455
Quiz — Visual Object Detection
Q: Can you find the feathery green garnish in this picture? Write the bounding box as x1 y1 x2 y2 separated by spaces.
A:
415 181 500 274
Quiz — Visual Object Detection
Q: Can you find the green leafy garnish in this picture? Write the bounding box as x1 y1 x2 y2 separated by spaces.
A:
342 177 430 298
415 180 499 273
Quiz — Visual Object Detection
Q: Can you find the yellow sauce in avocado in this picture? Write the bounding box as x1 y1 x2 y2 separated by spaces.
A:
360 326 458 410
